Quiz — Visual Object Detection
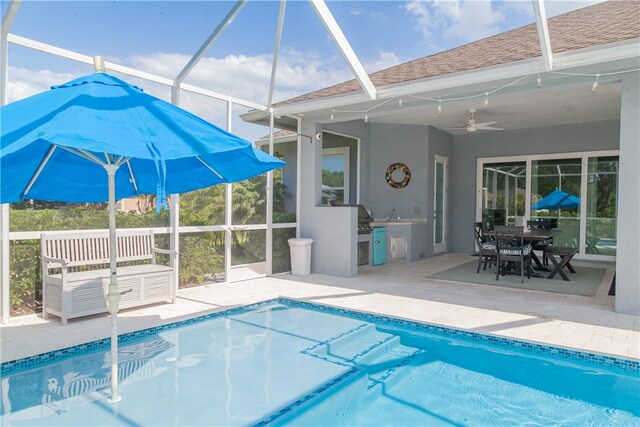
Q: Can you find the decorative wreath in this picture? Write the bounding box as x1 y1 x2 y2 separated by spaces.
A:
386 162 411 189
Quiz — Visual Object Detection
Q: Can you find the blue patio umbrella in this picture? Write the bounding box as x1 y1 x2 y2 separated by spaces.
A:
531 189 580 210
0 71 283 402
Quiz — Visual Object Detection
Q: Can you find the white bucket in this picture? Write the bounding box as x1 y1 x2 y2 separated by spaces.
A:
288 238 313 275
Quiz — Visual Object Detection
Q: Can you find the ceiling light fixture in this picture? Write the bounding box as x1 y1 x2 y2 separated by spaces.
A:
437 100 442 115
591 73 600 92
364 112 368 123
537 73 542 88
484 93 489 108
398 99 403 108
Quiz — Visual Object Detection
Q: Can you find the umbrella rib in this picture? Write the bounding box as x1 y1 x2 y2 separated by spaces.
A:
126 160 139 193
23 145 57 197
58 146 105 166
196 156 225 180
115 156 129 167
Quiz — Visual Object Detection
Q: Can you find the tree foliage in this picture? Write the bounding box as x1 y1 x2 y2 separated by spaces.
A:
8 173 295 316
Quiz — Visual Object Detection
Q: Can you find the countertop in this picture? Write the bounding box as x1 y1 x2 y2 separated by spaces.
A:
371 218 428 226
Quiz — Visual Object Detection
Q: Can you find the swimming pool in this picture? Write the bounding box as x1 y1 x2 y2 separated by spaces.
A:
1 299 638 426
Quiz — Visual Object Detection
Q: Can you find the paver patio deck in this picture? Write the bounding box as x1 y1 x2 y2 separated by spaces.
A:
1 253 637 363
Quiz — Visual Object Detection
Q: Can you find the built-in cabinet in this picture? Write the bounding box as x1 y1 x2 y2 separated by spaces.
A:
386 222 428 262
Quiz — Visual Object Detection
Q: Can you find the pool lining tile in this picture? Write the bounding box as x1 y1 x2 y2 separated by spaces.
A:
2 297 638 375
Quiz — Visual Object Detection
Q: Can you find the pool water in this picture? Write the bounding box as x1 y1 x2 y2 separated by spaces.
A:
1 300 638 426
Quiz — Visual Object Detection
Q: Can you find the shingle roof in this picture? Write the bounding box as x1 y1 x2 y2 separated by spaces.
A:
276 1 640 107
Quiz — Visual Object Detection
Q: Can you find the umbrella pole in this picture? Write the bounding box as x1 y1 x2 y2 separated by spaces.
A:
105 164 122 403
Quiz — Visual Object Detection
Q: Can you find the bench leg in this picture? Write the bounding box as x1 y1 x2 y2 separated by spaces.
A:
547 255 570 281
566 261 576 274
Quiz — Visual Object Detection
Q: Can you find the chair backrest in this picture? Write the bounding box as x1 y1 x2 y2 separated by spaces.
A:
41 231 154 267
474 222 485 245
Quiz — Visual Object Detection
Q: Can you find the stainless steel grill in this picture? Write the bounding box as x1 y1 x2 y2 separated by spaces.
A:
357 204 373 235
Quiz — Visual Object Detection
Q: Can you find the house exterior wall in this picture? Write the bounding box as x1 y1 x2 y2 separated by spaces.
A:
366 123 429 219
616 73 640 315
297 120 361 277
449 119 620 254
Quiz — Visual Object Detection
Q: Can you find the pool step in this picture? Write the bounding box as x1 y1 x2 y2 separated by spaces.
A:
307 324 401 366
367 347 429 393
305 322 426 392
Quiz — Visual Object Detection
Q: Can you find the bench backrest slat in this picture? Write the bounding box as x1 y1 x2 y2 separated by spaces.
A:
41 231 154 267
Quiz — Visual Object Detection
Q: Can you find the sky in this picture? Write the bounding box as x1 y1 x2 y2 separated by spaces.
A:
2 0 603 140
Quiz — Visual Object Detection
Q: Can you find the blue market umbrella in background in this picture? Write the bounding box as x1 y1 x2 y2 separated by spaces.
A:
532 189 580 211
0 68 284 402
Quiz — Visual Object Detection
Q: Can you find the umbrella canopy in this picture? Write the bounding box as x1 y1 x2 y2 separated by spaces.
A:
0 72 283 403
531 189 580 211
1 72 283 204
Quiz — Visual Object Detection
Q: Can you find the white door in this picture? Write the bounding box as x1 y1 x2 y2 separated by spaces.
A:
433 155 448 254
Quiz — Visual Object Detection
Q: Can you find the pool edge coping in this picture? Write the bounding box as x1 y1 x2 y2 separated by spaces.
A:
2 296 639 375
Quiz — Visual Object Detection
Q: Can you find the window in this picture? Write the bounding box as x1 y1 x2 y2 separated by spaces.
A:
322 147 350 206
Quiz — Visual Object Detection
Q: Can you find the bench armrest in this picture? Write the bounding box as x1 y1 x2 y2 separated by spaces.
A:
42 255 68 268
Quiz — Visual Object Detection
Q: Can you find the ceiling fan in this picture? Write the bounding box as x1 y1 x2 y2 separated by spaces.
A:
447 108 505 133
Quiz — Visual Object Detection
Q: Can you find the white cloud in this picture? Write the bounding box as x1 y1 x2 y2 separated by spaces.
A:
7 67 80 104
363 51 401 73
405 0 505 43
6 49 400 140
350 8 386 21
503 0 605 18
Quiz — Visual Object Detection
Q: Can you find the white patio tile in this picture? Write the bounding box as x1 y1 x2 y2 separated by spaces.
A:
2 253 637 364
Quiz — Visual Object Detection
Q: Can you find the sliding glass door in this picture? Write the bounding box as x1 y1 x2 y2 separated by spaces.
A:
586 156 618 256
477 151 618 260
531 158 582 249
480 161 526 226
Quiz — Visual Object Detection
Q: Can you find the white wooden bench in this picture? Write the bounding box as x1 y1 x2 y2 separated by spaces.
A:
40 230 176 325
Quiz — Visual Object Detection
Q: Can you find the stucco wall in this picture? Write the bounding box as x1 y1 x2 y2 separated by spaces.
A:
366 123 429 220
616 74 640 315
450 119 620 254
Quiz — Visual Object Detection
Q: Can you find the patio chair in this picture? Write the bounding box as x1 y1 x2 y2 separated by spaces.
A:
495 232 532 283
474 222 497 273
527 220 553 266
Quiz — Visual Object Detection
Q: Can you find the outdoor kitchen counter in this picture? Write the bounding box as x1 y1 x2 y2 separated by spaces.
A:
371 218 428 226
370 220 429 262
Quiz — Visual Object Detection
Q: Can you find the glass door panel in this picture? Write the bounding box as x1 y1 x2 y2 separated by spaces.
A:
586 156 618 255
481 161 526 226
434 155 447 253
531 158 582 248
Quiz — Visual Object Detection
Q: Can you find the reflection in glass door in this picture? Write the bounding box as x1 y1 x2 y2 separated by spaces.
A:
322 147 349 205
586 156 618 255
481 161 526 226
531 158 582 248
433 155 447 254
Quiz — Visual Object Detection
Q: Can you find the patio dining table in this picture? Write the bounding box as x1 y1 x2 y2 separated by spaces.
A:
486 228 555 278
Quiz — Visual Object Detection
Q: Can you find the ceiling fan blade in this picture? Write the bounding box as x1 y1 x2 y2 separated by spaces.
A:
475 121 498 127
477 126 505 131
444 126 469 130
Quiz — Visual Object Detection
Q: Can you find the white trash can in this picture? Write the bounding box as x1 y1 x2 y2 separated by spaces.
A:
288 238 313 275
